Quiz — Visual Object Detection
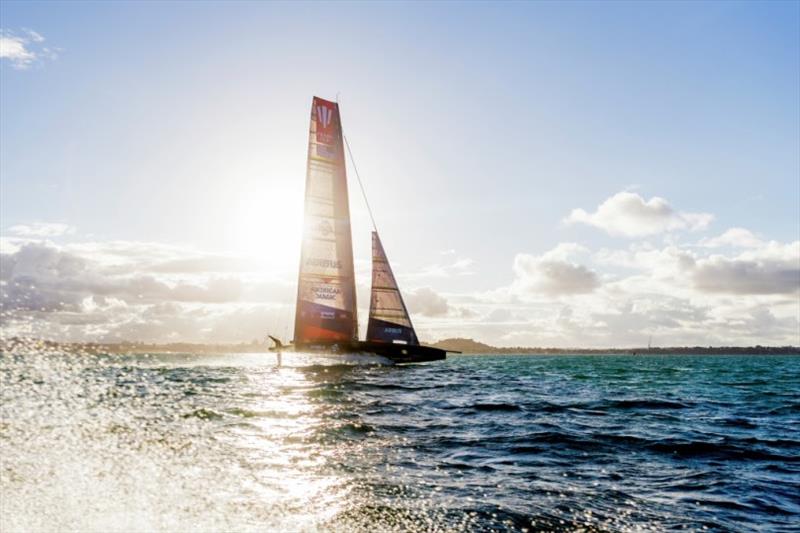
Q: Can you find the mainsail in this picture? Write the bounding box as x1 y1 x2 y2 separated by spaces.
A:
294 97 358 345
366 231 419 345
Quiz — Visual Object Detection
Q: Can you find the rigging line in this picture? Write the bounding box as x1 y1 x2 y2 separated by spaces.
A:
343 133 379 233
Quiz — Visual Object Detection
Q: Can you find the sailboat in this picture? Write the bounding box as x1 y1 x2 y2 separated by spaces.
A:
272 96 449 364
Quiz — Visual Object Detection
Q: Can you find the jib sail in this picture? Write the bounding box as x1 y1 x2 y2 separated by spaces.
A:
366 231 419 345
294 97 358 346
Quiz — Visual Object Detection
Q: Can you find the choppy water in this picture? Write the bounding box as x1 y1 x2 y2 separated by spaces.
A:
1 351 798 532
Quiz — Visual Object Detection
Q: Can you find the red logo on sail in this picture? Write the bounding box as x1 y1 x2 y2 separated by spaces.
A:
315 101 336 145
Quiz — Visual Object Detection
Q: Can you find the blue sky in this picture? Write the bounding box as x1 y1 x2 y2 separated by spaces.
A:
1 1 798 346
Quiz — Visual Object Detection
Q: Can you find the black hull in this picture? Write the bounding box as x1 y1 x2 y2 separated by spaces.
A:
295 341 447 363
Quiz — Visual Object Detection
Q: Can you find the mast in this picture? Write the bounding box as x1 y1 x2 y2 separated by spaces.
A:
366 231 419 345
293 97 358 346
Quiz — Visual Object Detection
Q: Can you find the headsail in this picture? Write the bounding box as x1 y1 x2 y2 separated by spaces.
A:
294 97 358 346
366 231 419 345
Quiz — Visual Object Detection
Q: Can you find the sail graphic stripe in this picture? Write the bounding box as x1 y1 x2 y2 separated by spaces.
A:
294 97 358 346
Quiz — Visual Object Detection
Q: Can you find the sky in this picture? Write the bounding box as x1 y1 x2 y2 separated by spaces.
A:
1 1 798 347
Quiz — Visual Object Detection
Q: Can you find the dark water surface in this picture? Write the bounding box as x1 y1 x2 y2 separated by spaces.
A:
2 352 798 532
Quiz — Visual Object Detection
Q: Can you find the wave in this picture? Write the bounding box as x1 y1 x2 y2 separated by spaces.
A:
604 398 692 410
471 403 524 412
4 350 799 532
181 408 224 420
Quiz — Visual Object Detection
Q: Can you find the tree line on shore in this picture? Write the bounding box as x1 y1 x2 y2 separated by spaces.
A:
431 337 800 355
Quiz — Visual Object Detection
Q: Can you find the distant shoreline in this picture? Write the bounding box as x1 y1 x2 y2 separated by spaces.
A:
1 337 798 356
431 337 800 355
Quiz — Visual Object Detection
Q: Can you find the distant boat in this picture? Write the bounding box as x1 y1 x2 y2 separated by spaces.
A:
272 97 449 364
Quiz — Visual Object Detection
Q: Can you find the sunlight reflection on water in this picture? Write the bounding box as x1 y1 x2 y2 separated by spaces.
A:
0 350 369 532
3 347 798 532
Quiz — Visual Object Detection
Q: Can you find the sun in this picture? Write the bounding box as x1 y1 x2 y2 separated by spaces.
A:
229 181 304 271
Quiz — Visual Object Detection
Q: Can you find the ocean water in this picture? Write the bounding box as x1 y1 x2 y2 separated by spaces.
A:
1 351 798 532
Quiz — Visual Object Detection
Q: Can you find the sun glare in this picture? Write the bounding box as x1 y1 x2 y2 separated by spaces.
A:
230 182 304 270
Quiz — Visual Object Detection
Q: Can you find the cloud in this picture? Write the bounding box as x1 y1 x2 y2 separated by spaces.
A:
459 233 799 347
23 28 45 43
0 242 270 316
699 227 763 249
405 257 476 279
484 308 523 322
565 191 713 237
6 222 76 238
594 237 799 296
0 29 57 69
595 244 696 280
455 306 479 318
512 243 600 296
0 239 296 343
692 243 800 295
1 225 797 347
0 33 35 69
147 256 250 273
405 287 450 317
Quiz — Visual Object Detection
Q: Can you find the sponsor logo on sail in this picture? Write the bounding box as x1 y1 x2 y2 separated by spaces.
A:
315 100 336 145
384 327 403 334
311 285 341 301
306 257 342 269
316 219 334 236
316 143 337 161
320 310 335 319
316 105 332 128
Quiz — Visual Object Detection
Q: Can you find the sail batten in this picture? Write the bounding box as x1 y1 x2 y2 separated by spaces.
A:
366 232 419 345
294 97 358 345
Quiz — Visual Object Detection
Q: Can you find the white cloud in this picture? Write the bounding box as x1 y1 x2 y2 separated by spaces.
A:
6 222 76 238
692 241 800 295
449 234 799 347
404 256 476 279
405 287 450 317
23 28 45 43
595 243 696 279
540 242 590 262
1 227 797 347
0 33 35 69
1 230 362 341
0 243 253 312
594 237 799 296
483 308 526 323
512 243 600 296
0 239 298 343
565 191 713 238
0 29 56 69
700 227 763 249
